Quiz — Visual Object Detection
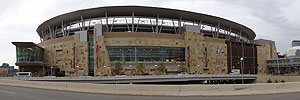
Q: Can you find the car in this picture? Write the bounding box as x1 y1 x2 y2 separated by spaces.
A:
229 69 240 75
15 72 32 77
115 74 127 77
103 74 109 77
44 76 56 78
143 73 150 76
178 72 188 75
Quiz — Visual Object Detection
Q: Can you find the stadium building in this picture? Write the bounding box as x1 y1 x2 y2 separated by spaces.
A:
12 6 277 77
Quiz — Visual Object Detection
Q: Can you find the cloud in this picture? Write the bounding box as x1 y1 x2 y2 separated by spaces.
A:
216 0 300 53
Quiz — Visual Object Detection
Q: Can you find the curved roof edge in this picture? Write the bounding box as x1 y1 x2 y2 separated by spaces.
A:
37 6 256 39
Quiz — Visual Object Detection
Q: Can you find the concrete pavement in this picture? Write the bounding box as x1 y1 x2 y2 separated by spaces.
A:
2 79 300 96
2 75 257 84
1 85 300 100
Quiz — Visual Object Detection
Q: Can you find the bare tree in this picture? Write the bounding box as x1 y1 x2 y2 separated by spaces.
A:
178 64 187 72
112 62 123 75
136 63 145 75
156 63 167 75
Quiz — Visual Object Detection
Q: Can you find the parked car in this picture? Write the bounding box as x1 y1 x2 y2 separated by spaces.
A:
115 74 127 77
178 72 188 75
143 73 150 76
15 72 32 77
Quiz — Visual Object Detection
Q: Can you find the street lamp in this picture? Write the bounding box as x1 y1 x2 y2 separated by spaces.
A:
197 65 200 74
240 57 244 84
104 66 106 75
217 65 220 75
51 66 53 76
76 66 79 76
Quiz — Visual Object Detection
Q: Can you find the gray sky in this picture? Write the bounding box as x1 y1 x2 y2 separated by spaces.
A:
1 0 300 68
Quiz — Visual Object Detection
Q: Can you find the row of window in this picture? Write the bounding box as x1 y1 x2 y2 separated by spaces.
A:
107 46 185 62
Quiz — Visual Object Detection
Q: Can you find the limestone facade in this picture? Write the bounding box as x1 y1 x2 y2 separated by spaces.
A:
94 32 228 76
39 34 89 76
254 39 278 74
256 44 278 74
37 31 270 76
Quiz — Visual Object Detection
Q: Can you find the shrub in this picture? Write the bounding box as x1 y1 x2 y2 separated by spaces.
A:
136 63 145 75
275 80 278 83
112 62 123 75
156 63 167 75
281 80 285 83
267 79 272 83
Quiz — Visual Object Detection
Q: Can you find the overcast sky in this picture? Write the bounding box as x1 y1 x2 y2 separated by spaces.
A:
1 0 300 68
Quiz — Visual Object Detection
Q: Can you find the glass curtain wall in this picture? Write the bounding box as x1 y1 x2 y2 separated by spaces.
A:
88 31 94 76
16 46 44 63
107 46 185 62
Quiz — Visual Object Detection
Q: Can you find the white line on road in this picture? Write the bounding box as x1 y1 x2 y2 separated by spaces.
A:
0 90 17 95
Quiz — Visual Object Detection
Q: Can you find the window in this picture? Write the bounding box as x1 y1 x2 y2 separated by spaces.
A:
204 47 208 67
125 69 135 71
150 69 156 72
107 46 185 62
56 49 63 52
15 45 44 63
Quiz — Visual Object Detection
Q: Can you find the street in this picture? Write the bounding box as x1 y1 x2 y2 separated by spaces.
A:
0 85 300 100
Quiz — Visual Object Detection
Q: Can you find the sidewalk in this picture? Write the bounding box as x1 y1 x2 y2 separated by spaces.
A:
1 79 300 96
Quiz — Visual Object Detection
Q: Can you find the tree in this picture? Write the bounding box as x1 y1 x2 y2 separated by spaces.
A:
156 63 167 75
136 63 145 75
267 79 272 83
178 64 187 72
112 62 123 75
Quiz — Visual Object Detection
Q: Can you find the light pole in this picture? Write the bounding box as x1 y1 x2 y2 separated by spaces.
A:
178 64 181 74
51 66 53 76
76 66 79 76
240 57 244 84
104 66 106 76
197 65 200 74
217 65 220 75
154 64 157 75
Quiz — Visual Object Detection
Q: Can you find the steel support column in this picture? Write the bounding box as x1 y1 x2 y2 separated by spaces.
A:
239 30 243 42
132 12 135 32
61 21 65 36
110 17 115 32
172 19 177 34
80 16 84 31
48 26 52 39
198 20 202 33
216 23 220 38
135 17 141 32
105 12 109 32
125 17 131 32
156 14 159 33
210 26 215 38
159 18 164 33
228 27 232 40
178 17 182 34
150 18 154 32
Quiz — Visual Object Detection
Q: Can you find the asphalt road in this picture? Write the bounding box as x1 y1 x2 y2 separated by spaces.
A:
1 85 300 100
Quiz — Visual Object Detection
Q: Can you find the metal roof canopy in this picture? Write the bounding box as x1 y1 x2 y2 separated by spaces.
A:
12 42 44 49
37 6 256 40
15 63 46 67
